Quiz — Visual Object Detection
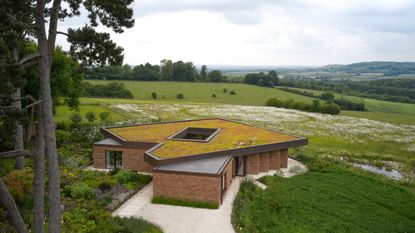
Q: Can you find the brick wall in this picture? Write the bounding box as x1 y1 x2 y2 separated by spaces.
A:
245 153 259 174
259 152 269 172
93 145 154 173
153 172 221 204
280 148 288 168
223 158 233 191
269 150 281 170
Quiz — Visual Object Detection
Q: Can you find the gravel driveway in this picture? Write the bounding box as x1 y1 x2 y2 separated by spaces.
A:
113 177 242 233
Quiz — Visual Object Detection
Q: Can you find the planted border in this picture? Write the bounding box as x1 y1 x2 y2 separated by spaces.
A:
152 196 219 209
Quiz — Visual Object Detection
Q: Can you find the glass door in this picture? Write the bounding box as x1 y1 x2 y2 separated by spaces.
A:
105 150 123 169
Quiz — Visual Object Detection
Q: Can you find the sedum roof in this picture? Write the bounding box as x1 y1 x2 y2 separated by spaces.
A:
105 119 300 159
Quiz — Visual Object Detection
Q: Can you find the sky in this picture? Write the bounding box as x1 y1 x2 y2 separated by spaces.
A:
57 0 415 66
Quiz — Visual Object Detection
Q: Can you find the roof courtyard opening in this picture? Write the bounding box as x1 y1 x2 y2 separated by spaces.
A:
167 127 221 142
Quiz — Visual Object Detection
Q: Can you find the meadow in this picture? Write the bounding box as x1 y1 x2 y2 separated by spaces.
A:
84 80 415 125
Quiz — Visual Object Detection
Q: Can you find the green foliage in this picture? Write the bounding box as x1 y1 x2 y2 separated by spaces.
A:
58 142 93 168
223 88 228 93
266 97 341 115
152 196 219 209
212 94 216 98
98 181 115 192
85 111 96 122
114 170 152 185
132 63 161 81
207 70 224 82
70 112 83 127
233 164 415 233
244 70 278 87
70 123 103 145
0 208 16 233
176 93 184 99
151 92 157 99
3 168 33 203
63 183 95 199
84 81 133 98
321 91 335 101
56 129 71 146
229 90 236 95
99 111 111 122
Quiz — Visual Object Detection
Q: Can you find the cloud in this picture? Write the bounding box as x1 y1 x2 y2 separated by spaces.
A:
55 0 415 66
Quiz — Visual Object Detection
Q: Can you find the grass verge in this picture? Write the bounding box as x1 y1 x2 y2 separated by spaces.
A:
152 196 219 209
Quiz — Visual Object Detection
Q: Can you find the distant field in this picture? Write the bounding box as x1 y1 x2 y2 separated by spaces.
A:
54 104 127 123
281 87 415 125
87 80 317 105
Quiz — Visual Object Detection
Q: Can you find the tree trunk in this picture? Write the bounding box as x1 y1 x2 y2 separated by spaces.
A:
33 105 45 233
0 178 28 233
25 107 35 143
12 47 25 169
35 1 62 231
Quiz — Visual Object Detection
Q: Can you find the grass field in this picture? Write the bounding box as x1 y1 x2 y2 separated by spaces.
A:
87 80 317 105
233 164 415 233
279 87 415 124
55 104 127 123
85 80 415 125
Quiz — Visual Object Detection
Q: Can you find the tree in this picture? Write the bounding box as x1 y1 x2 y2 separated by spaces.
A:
99 111 111 122
151 92 157 99
200 65 208 80
85 111 96 123
321 92 335 101
160 59 173 81
267 70 279 85
207 70 223 82
0 1 135 232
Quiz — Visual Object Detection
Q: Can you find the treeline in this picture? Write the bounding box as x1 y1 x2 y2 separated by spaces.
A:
243 71 279 87
83 82 133 99
280 77 415 103
265 98 341 115
279 88 366 111
86 60 228 82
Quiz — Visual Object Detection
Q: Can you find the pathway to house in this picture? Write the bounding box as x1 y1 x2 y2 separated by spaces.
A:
113 177 242 233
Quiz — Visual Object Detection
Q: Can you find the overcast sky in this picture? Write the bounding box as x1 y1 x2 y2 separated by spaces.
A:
57 0 415 66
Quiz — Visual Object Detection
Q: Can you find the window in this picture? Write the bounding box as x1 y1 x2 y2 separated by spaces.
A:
105 150 123 169
168 127 221 142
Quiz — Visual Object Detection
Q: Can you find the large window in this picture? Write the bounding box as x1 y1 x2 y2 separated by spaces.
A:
105 150 123 169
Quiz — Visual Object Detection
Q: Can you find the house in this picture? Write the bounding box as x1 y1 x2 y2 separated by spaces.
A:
93 118 307 205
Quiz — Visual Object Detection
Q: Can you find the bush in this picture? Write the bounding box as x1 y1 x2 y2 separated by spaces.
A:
85 111 96 123
3 168 34 202
176 93 184 99
70 112 82 127
99 111 111 122
212 94 216 98
56 121 69 130
98 181 114 192
152 196 219 209
109 168 120 176
83 82 133 99
151 92 157 99
265 97 340 115
56 129 71 146
229 90 236 95
63 183 95 199
223 88 228 93
70 124 103 144
114 170 152 185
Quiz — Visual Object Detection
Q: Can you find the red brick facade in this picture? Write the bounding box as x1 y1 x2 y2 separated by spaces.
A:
153 172 221 203
269 150 281 170
259 152 269 172
245 153 259 175
93 145 154 172
245 149 288 174
280 149 288 168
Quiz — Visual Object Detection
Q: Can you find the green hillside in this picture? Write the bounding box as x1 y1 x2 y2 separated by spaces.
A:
317 61 415 75
87 80 317 105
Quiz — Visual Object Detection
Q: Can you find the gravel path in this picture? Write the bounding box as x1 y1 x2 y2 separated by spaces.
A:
113 177 242 233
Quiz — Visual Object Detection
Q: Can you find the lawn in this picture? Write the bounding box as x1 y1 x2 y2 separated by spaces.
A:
232 164 415 233
87 80 317 105
54 104 128 123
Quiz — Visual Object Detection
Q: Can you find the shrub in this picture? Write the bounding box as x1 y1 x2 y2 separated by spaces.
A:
70 112 82 127
70 124 103 144
151 92 157 99
56 129 71 146
83 81 133 99
63 183 95 199
85 111 96 123
109 168 120 176
56 121 69 130
229 90 236 95
98 181 114 192
99 111 111 122
114 170 152 185
176 93 184 99
152 196 219 209
3 168 33 202
223 88 228 93
266 97 341 115
212 94 216 98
